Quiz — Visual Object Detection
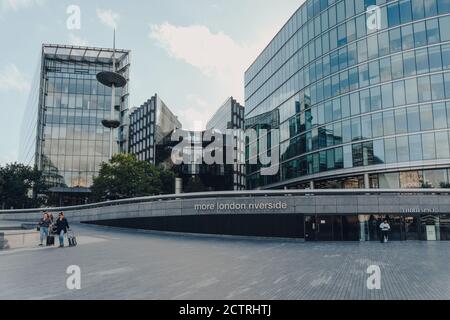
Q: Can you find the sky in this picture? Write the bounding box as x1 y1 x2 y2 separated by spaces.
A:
0 0 304 165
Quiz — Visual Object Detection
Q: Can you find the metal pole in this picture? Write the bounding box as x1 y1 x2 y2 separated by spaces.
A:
110 84 115 159
110 29 116 160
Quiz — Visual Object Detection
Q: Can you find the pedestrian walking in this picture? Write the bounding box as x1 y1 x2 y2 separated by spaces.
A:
56 212 70 248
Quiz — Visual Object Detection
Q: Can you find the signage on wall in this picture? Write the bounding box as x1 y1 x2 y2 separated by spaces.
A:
194 201 288 212
401 208 438 214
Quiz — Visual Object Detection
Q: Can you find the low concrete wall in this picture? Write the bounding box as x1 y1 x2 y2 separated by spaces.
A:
0 230 40 250
0 192 449 225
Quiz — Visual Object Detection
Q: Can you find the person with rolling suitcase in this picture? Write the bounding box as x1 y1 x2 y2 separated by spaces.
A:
67 229 77 247
56 212 70 248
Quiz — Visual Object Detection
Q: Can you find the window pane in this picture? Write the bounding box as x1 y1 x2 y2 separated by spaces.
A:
350 92 360 115
440 16 450 42
428 46 442 72
372 113 384 137
393 81 406 107
390 28 402 53
426 18 440 44
400 0 413 24
395 109 408 134
416 48 429 74
352 143 363 167
403 51 417 76
417 76 431 102
407 106 421 133
405 78 419 104
381 83 394 109
373 139 385 164
384 110 396 136
414 22 427 47
397 136 410 162
361 115 372 140
436 132 450 159
412 0 425 20
433 103 447 129
409 134 423 161
430 74 445 100
343 145 353 168
385 138 397 164
420 104 434 130
351 117 362 141
422 133 436 160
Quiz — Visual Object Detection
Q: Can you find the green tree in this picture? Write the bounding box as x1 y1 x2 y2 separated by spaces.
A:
0 163 47 209
91 154 173 201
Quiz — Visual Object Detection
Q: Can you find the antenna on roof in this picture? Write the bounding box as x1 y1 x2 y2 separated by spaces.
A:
113 28 116 72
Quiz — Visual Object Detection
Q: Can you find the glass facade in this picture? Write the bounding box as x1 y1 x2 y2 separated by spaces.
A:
245 0 450 190
20 44 130 195
129 95 182 164
206 97 246 190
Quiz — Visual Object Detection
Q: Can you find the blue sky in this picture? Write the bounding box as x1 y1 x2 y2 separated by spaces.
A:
0 0 304 165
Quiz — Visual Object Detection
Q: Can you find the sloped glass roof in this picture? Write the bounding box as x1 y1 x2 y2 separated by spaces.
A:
42 44 129 64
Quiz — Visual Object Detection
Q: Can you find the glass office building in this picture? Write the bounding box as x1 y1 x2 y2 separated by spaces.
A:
206 97 246 190
245 0 450 190
128 94 182 164
20 44 130 204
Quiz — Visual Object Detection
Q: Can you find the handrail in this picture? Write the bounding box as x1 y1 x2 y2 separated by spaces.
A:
0 189 449 214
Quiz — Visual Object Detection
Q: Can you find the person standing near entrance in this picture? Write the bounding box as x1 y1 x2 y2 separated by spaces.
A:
56 212 70 248
379 219 391 243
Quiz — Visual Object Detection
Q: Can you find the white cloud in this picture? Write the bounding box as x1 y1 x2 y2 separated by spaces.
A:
175 94 213 131
0 64 30 92
0 0 44 12
149 23 261 104
69 33 88 46
97 9 120 29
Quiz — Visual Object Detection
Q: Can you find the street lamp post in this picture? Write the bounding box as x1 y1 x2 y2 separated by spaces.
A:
96 30 127 159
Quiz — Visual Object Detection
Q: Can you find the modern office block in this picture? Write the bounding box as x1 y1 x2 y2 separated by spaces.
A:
245 0 450 190
128 94 182 164
20 44 130 204
206 97 246 190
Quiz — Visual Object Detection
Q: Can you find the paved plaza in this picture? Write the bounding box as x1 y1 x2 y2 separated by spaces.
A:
0 223 449 300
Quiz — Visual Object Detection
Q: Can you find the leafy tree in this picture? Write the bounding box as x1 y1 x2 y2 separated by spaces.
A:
91 154 174 201
0 163 47 209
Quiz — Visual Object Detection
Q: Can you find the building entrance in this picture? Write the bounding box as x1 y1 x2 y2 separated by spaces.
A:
305 215 359 241
359 214 446 241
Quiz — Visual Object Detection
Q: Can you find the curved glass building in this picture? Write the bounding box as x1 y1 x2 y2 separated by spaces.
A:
245 0 450 190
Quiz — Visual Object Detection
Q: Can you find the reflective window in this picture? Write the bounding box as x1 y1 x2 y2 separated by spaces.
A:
409 134 423 161
422 133 436 160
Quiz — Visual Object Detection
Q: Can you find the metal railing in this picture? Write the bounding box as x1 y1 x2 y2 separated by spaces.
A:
1 189 449 215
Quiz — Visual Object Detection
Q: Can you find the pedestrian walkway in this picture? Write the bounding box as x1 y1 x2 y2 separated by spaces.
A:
0 224 449 300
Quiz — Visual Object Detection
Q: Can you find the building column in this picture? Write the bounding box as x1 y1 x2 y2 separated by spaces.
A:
175 178 183 194
364 173 370 189
310 181 315 190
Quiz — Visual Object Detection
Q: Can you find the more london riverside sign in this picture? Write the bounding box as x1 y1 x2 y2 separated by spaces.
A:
194 201 288 213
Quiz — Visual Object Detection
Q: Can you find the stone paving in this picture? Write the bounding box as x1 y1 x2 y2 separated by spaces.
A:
0 223 449 300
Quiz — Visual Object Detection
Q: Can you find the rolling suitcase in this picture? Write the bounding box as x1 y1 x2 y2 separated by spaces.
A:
67 230 77 247
46 234 55 246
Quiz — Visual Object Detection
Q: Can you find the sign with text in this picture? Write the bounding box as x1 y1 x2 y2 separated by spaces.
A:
195 201 288 212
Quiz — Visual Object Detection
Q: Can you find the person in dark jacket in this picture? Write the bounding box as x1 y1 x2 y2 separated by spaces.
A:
38 213 51 246
56 212 70 248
